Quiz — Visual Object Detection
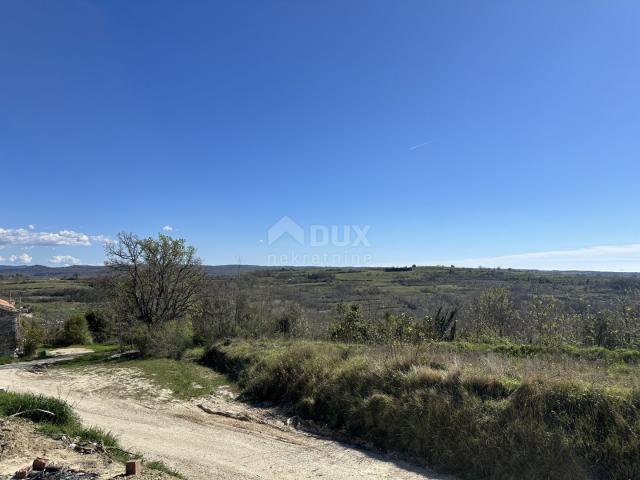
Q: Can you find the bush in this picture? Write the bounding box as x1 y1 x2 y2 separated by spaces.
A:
85 310 114 343
330 303 372 343
58 314 93 346
127 320 193 359
22 323 45 357
276 302 307 337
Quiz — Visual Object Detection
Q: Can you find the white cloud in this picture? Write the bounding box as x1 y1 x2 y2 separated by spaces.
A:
453 243 640 272
28 224 35 230
89 234 111 243
0 253 33 264
49 255 81 266
0 228 109 247
162 225 173 232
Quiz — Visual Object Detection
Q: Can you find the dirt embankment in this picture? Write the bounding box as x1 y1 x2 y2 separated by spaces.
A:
0 359 454 480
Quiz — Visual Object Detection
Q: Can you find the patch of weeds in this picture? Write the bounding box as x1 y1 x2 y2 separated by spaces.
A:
0 391 75 425
117 358 231 400
57 350 233 400
0 355 16 365
145 460 186 479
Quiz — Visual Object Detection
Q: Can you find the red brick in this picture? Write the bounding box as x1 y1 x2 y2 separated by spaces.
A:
33 457 50 470
13 467 30 479
126 459 142 476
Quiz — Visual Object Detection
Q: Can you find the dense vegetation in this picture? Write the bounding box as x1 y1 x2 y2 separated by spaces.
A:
204 340 640 480
194 267 640 351
5 256 640 352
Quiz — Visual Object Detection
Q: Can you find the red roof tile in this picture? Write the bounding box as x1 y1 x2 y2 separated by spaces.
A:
0 299 17 312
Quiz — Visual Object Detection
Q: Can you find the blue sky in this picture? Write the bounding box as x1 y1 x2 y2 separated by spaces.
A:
1 1 639 270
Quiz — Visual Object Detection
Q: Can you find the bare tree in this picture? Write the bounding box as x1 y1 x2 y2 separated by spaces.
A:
106 232 205 326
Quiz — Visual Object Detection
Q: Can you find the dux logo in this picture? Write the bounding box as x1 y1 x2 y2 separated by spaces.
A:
268 216 305 245
268 216 370 247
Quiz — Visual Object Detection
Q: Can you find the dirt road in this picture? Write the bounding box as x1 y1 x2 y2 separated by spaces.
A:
0 358 454 480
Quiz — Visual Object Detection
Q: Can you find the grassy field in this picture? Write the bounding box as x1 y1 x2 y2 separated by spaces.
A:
204 339 640 480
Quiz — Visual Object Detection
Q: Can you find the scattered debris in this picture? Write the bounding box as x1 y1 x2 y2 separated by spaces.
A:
0 419 170 479
12 456 100 479
60 435 102 455
0 419 123 479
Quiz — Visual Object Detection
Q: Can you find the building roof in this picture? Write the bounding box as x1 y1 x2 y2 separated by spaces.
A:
0 299 17 312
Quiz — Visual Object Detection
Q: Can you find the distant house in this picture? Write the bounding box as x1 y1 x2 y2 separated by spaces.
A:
0 298 21 355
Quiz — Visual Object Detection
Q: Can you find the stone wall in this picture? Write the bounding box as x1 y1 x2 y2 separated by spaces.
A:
0 309 19 355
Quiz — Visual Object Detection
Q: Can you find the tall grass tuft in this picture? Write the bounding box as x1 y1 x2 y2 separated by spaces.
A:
0 391 75 425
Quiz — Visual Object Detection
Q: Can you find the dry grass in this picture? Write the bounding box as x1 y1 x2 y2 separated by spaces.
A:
204 339 640 480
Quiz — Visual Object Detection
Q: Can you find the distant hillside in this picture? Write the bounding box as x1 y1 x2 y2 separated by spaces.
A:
0 265 108 278
0 263 638 279
0 264 276 278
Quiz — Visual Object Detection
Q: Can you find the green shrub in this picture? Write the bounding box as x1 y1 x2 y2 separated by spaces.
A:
58 313 93 346
276 302 308 338
22 324 46 356
330 303 372 343
127 320 193 359
85 310 114 343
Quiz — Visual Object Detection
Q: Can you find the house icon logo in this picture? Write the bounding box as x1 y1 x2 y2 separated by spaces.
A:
268 216 304 245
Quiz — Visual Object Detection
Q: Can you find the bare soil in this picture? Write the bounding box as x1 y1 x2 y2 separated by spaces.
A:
46 348 94 357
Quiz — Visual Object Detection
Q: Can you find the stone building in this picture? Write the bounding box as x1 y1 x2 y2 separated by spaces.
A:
0 298 21 355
